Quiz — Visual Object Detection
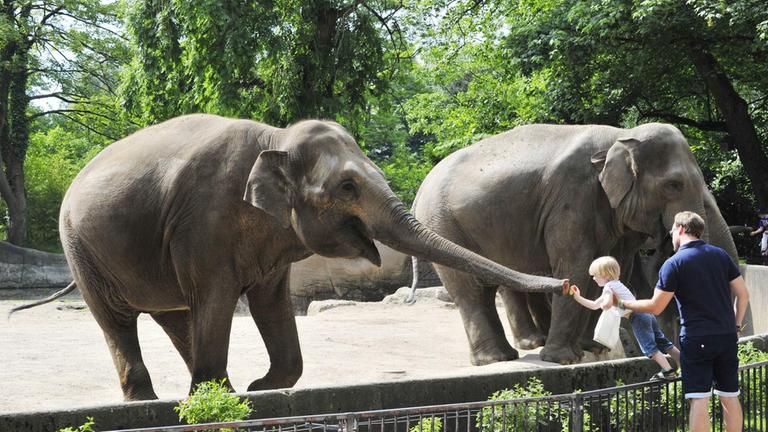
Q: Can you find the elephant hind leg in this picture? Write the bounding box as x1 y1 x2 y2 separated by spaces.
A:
246 268 303 391
498 288 547 350
86 293 158 401
65 238 158 400
150 310 193 374
436 266 518 365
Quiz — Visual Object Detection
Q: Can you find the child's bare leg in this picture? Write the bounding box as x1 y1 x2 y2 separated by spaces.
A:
665 346 681 366
650 351 673 370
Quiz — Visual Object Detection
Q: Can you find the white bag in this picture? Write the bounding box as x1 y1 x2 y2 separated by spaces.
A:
593 308 621 348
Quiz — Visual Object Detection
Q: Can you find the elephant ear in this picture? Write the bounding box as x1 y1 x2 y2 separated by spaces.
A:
243 150 293 228
596 138 639 209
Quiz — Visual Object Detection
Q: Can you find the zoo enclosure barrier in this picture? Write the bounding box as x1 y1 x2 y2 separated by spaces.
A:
109 360 768 432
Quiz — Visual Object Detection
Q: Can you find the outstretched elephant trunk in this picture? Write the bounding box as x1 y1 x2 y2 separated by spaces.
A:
703 190 739 263
363 191 567 294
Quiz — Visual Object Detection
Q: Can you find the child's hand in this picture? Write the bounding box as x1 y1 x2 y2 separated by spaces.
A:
569 285 580 298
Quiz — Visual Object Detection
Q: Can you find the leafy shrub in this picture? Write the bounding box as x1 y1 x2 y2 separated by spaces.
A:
477 377 569 431
57 417 95 432
738 341 768 364
409 416 443 432
174 379 252 431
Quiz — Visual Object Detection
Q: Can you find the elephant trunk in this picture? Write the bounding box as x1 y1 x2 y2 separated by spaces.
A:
366 196 567 294
703 190 739 263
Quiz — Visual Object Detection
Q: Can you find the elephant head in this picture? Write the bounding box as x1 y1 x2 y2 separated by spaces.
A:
591 123 737 261
244 120 568 293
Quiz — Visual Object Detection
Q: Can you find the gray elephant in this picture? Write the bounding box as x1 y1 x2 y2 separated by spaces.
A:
410 123 737 365
11 114 568 401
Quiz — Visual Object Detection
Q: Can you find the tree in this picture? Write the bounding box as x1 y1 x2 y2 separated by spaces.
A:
500 0 768 208
122 0 410 135
0 0 128 245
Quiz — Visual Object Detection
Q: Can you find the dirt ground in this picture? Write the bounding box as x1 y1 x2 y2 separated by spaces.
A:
0 293 607 414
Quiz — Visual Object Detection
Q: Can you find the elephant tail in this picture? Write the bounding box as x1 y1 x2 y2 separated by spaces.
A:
405 255 420 304
7 281 78 318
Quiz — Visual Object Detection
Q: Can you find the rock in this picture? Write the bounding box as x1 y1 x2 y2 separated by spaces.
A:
307 299 358 315
383 286 453 304
0 242 72 289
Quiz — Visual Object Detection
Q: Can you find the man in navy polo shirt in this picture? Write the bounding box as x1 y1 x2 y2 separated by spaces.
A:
614 211 750 432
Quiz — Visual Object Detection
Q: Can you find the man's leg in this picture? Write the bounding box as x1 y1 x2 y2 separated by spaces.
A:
713 333 742 431
720 396 743 432
689 398 711 432
680 334 715 432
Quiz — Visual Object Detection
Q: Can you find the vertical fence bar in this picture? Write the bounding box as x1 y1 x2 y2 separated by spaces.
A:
569 393 583 432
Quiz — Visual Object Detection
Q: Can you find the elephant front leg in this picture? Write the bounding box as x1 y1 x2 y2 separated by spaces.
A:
187 287 239 392
437 266 518 365
539 257 597 364
498 289 547 350
539 294 591 364
246 268 303 391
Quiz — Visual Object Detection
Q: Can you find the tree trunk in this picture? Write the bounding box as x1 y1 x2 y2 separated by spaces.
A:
298 1 339 119
1 42 29 246
692 49 768 209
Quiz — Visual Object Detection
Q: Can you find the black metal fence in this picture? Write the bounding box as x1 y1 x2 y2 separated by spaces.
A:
108 360 768 432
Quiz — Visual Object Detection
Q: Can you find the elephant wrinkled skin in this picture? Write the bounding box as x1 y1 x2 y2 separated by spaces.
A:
411 123 737 365
13 114 567 401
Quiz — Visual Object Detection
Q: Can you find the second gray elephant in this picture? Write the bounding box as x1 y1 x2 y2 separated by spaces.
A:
411 123 737 365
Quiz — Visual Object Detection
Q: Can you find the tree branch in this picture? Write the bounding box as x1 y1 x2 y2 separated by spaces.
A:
56 113 121 141
638 110 727 132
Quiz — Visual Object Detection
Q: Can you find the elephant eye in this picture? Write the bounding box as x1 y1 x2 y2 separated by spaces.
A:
664 180 684 195
339 180 358 197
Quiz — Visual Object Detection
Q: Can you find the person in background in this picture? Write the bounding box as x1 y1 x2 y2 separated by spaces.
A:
570 256 680 380
749 208 768 265
614 211 750 432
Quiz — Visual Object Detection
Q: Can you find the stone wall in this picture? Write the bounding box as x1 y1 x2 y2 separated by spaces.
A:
3 334 766 432
0 242 71 289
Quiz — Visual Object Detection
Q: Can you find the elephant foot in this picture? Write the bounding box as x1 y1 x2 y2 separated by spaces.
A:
539 343 584 365
470 341 519 366
580 338 609 355
247 370 301 392
515 332 547 350
123 387 159 401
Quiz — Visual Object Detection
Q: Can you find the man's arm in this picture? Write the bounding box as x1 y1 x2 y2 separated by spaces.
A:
731 276 750 332
614 288 675 316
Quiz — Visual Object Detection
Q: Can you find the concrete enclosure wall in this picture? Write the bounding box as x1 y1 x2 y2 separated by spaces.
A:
0 242 71 289
3 334 766 432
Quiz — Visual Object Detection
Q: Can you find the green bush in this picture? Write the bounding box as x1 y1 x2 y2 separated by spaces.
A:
478 377 569 432
57 417 95 432
409 416 443 432
174 379 252 431
738 341 768 364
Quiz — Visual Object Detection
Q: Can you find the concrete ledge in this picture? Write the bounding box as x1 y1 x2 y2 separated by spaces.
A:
3 335 766 431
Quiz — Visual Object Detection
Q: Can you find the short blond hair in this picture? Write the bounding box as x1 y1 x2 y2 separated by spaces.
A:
674 211 705 238
589 256 621 280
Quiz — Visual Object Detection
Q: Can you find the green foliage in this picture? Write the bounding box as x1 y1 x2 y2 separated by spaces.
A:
478 377 569 431
174 379 252 431
121 0 403 132
378 143 432 206
738 341 768 364
21 126 104 251
57 417 95 432
409 416 443 432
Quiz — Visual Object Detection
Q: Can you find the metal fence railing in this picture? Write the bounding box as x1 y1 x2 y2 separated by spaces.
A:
107 360 768 432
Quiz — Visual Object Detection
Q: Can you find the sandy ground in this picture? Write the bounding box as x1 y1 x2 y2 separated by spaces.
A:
0 294 605 414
